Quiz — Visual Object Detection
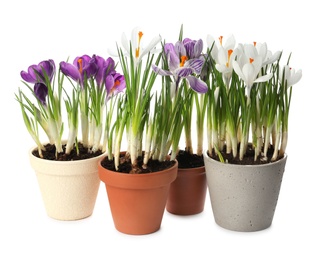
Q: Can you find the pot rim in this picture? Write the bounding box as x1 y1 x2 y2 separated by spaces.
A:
203 149 287 169
29 141 106 166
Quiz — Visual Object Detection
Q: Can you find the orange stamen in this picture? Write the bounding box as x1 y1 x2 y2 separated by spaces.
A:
135 31 143 58
180 56 188 67
219 36 223 45
249 58 254 64
77 58 83 73
226 49 233 67
114 80 120 88
253 41 256 47
110 80 120 94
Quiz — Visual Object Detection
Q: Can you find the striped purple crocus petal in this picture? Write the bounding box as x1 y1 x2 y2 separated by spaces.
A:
187 58 204 74
186 75 208 93
164 43 179 72
152 64 173 76
176 67 193 78
175 41 186 58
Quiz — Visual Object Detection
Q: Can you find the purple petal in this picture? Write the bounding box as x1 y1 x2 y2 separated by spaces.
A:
59 61 81 82
194 39 203 58
186 76 208 93
34 82 48 105
38 59 56 81
176 67 193 78
164 43 179 71
105 75 114 94
175 41 186 57
20 69 37 83
187 58 204 74
152 64 173 76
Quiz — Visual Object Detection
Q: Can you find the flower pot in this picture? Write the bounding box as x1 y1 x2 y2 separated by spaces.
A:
203 150 287 232
29 147 105 221
166 166 207 215
98 156 178 235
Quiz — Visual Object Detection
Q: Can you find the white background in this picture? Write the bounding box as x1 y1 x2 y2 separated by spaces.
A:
1 0 324 259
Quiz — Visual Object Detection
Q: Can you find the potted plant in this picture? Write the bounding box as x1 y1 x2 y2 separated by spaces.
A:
15 55 124 221
203 34 302 231
97 27 179 235
152 26 209 215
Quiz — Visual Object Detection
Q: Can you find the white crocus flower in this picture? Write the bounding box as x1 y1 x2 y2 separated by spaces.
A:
280 65 302 87
121 27 162 65
207 34 236 64
233 54 273 103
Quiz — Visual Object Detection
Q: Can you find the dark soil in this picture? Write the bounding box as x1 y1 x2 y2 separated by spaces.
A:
176 150 204 168
208 144 283 165
101 154 176 174
32 143 103 161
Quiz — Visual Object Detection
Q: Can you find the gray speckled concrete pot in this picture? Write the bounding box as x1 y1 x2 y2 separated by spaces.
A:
203 150 287 232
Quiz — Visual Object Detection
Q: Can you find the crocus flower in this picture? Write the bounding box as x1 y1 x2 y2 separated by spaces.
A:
34 83 48 106
233 47 273 102
120 27 162 64
280 65 302 87
105 72 126 100
20 59 56 105
21 59 56 84
152 39 208 93
59 55 98 87
92 55 116 86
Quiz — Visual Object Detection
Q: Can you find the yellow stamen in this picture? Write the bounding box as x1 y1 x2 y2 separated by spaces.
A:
219 36 223 45
226 49 233 67
249 58 254 64
135 31 143 58
77 58 83 73
180 56 188 67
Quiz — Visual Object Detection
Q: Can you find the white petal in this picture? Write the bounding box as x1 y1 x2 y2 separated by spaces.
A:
139 35 162 60
233 60 246 82
254 73 273 83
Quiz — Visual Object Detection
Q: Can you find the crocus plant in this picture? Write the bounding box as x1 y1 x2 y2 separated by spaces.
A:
16 54 125 159
109 27 163 171
206 34 302 163
152 26 208 160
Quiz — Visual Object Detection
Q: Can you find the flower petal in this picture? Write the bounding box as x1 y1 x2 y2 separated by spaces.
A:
186 58 204 74
59 61 81 82
152 64 173 76
176 67 193 78
186 75 208 93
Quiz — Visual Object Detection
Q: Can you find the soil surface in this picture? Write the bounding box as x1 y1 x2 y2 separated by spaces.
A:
176 150 204 168
208 144 283 165
32 143 103 161
101 154 176 174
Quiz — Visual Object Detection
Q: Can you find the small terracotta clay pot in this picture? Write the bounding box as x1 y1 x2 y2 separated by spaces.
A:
166 166 207 215
98 156 178 235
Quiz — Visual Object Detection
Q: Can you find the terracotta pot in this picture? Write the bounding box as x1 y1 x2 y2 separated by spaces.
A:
98 157 178 235
166 166 207 215
29 147 105 221
203 150 287 232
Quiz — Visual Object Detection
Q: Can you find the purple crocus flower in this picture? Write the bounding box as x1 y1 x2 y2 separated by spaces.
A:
59 55 98 87
152 39 208 93
105 72 126 100
21 59 56 84
92 55 116 86
20 59 56 105
34 83 48 106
